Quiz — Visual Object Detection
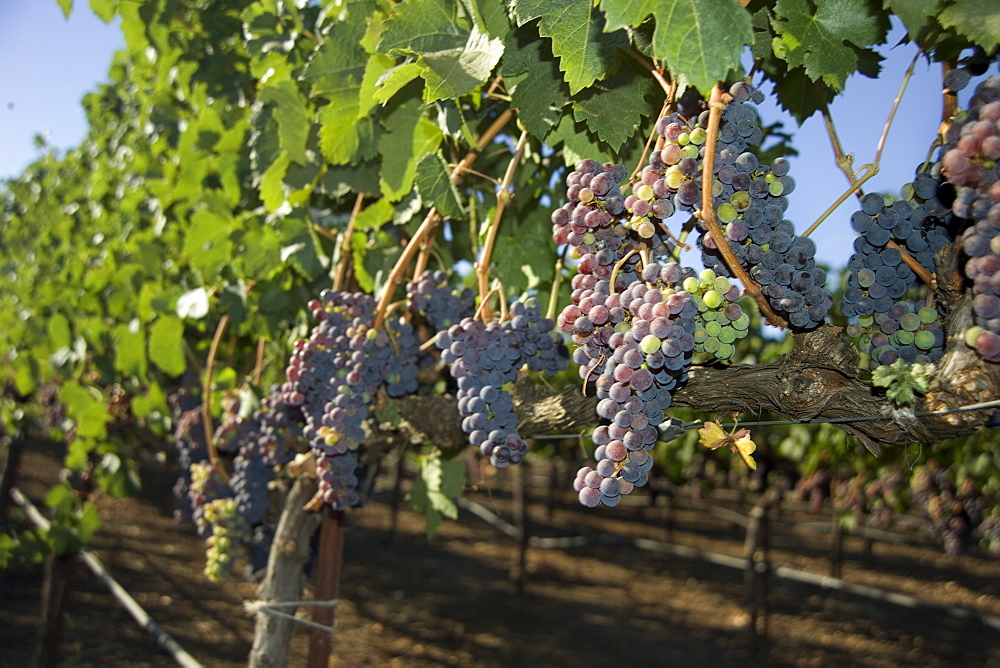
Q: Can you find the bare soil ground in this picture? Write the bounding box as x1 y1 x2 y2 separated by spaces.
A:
3 442 1000 667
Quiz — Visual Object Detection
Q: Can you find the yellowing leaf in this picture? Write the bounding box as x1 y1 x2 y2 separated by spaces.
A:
698 421 756 470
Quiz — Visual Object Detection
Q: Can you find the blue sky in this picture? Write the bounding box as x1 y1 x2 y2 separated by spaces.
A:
0 4 948 272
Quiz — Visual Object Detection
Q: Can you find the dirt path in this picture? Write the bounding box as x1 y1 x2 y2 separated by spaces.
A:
3 447 1000 666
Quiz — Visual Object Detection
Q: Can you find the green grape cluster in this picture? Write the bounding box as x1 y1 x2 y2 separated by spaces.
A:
683 268 751 360
844 302 944 369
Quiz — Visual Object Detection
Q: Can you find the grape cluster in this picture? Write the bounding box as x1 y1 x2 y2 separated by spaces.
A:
201 497 250 581
170 404 208 524
280 289 420 509
670 82 831 330
436 298 568 468
684 268 750 360
845 302 945 368
551 159 674 290
407 269 476 332
561 261 698 506
911 461 987 556
940 81 1000 361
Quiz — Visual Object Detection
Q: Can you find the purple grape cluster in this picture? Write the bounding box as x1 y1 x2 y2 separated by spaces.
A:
436 298 568 468
561 261 699 506
911 461 987 556
169 400 208 524
942 86 1000 361
551 159 674 291
845 302 945 368
280 289 420 509
693 83 831 330
407 269 476 332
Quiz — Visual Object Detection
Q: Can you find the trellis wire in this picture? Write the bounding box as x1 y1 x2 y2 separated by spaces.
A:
245 599 339 634
529 398 1000 441
9 487 201 668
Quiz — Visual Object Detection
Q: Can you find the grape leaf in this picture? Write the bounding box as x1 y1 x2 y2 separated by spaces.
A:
503 34 570 140
883 0 941 40
771 0 885 90
374 63 424 104
183 209 233 280
318 94 361 165
408 452 466 538
149 316 186 376
113 321 147 380
769 65 837 123
378 99 445 201
60 381 111 440
546 112 613 166
572 58 657 152
421 25 504 100
378 0 469 54
601 0 752 95
939 0 1000 50
58 0 73 18
511 0 627 94
258 80 312 165
415 153 465 219
303 13 369 98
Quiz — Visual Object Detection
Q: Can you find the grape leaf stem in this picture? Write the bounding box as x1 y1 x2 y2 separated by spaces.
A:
202 314 230 481
476 130 529 316
701 84 788 328
874 48 920 166
373 109 514 329
333 193 364 291
801 164 879 238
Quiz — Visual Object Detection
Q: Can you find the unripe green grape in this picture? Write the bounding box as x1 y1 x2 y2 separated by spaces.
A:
857 315 874 328
582 232 596 245
718 326 738 344
918 307 938 324
702 310 717 321
767 180 784 196
914 330 936 350
731 190 751 211
713 276 732 294
636 184 655 202
682 145 700 160
716 343 736 359
636 220 655 238
665 170 686 189
699 268 717 285
703 290 724 309
732 313 750 330
965 325 986 348
702 337 721 353
640 334 662 354
900 313 921 332
718 203 738 223
677 131 690 145
683 276 700 292
705 320 722 337
693 327 708 343
895 329 915 346
689 127 707 145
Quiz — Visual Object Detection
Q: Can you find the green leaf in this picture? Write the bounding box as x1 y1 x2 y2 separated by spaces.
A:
512 0 628 94
883 0 941 40
504 33 570 140
546 111 613 165
89 0 117 22
770 65 837 123
279 211 326 280
60 381 110 440
258 80 312 165
420 25 505 101
378 99 444 201
353 197 396 231
939 0 1000 50
771 0 884 90
113 320 147 379
872 359 931 406
408 452 466 538
48 313 72 350
184 209 233 280
303 13 370 98
374 63 425 104
318 94 361 165
149 316 186 376
415 153 465 219
572 58 657 151
77 504 101 544
58 0 73 19
378 0 470 54
602 0 753 94
359 53 396 116
490 218 555 295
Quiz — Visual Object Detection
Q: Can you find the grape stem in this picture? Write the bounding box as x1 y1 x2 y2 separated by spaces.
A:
631 98 673 185
202 314 231 481
801 163 879 238
546 253 566 321
700 84 788 329
874 48 920 167
818 117 937 290
624 50 673 98
609 247 641 293
476 130 529 317
333 193 365 292
373 109 514 329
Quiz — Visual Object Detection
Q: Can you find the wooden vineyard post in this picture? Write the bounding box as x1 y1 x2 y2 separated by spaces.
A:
509 461 529 592
830 515 844 578
32 551 78 668
0 435 25 522
307 506 345 668
743 492 773 658
250 477 322 668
